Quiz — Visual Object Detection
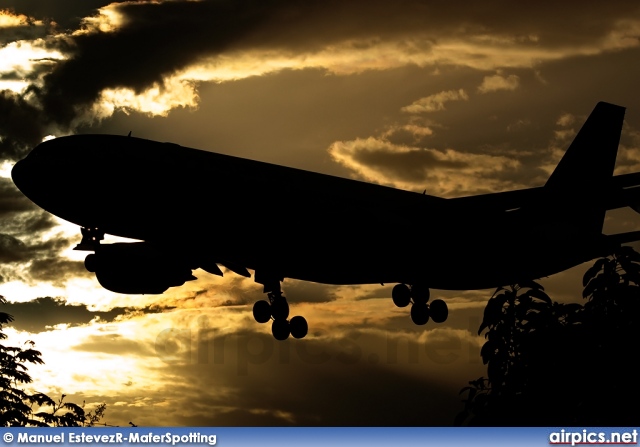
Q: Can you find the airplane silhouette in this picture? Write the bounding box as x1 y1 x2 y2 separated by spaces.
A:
11 102 640 340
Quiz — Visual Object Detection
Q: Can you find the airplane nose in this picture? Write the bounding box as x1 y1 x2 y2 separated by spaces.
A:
11 159 25 190
11 158 32 195
11 156 46 204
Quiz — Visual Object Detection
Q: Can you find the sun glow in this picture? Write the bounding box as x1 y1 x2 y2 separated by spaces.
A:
4 319 169 398
0 40 65 78
0 160 14 178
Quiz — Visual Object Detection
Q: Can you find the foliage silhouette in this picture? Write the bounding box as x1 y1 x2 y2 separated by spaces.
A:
0 295 107 426
457 246 640 426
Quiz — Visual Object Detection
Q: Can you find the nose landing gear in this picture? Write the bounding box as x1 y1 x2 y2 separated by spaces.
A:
74 227 104 251
392 283 448 325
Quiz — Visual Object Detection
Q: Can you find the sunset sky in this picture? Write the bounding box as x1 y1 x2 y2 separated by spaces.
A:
1 0 640 426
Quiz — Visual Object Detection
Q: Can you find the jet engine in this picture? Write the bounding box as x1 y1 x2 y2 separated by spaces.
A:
84 242 196 294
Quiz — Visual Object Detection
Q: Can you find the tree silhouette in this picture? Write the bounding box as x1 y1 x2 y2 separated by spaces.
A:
0 295 107 426
577 245 640 425
457 246 640 426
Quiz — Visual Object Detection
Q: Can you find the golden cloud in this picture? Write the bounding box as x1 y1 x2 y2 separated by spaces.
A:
88 76 200 120
556 113 575 127
0 9 44 28
401 89 469 114
328 136 522 196
477 73 520 93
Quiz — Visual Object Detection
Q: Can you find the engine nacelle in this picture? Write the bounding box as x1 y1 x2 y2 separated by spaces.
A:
85 242 195 294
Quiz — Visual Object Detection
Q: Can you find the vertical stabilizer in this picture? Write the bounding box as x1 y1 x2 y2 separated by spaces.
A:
545 102 625 192
543 102 625 234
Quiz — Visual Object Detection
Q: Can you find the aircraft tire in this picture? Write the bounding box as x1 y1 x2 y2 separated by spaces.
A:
290 316 308 339
410 283 430 303
271 297 290 320
430 299 448 323
392 284 411 307
410 302 429 325
272 319 290 340
253 300 271 323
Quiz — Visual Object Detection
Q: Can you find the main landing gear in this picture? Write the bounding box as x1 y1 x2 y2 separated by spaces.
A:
392 283 448 326
252 274 308 340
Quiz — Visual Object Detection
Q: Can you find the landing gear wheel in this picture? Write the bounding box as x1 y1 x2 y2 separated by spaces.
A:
392 284 411 307
430 299 448 323
252 300 271 323
272 319 290 340
270 296 289 320
411 284 430 304
290 316 308 339
410 302 430 325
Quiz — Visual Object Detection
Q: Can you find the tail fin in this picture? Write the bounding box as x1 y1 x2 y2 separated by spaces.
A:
544 101 625 234
546 102 625 191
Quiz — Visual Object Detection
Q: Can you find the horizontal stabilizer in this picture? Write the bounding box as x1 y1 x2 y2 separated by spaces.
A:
607 231 640 246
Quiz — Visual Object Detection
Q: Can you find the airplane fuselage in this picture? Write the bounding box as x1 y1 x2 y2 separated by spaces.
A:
11 134 608 290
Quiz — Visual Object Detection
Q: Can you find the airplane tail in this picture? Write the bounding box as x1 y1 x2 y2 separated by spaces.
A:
543 101 625 235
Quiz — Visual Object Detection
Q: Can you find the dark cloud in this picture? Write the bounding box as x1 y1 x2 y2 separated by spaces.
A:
7 0 640 49
3 296 122 332
0 214 63 266
0 178 59 235
383 127 433 148
0 233 28 262
38 1 275 126
28 257 90 285
2 296 174 333
0 210 59 250
0 177 83 286
0 90 50 160
21 211 58 233
30 233 73 253
73 333 156 357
